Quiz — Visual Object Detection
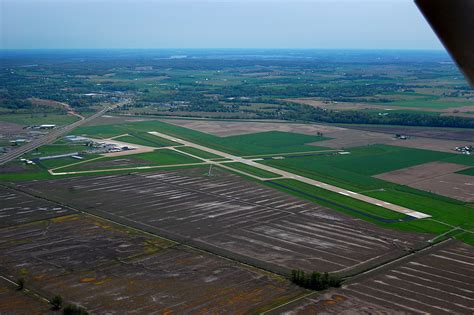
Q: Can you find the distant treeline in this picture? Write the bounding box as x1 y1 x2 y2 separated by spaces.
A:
0 98 65 114
274 103 474 129
129 99 474 129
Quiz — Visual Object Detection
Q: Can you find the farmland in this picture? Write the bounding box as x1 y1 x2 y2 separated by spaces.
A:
0 50 473 313
0 186 73 227
2 118 473 244
0 278 52 314
274 240 474 314
375 162 474 202
16 169 431 274
57 149 201 172
0 207 304 313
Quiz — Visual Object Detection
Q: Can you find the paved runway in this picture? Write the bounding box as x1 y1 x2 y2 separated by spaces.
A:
148 131 431 219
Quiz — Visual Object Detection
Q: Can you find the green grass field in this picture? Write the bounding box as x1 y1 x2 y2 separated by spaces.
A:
38 154 101 169
72 121 330 155
24 143 88 159
0 113 80 126
135 150 201 165
224 162 281 179
0 162 207 182
176 146 222 159
257 145 474 242
458 168 474 176
58 149 201 172
266 179 406 221
116 132 180 147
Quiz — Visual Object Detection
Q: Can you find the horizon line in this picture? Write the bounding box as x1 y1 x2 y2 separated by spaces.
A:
0 47 447 52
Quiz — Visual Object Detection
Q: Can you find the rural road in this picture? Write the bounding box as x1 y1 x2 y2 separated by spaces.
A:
148 131 431 219
0 102 125 166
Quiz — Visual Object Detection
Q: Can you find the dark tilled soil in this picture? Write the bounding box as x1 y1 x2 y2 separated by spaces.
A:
0 279 55 314
0 214 303 313
274 240 474 315
18 168 431 274
0 186 75 227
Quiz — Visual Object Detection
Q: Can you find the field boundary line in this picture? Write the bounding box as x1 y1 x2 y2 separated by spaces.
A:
259 291 317 315
343 238 454 283
48 162 208 175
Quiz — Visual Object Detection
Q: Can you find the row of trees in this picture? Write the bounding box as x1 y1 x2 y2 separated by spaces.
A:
264 103 474 129
290 269 342 291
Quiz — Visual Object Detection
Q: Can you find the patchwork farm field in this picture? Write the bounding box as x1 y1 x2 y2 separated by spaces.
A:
2 118 473 244
72 120 331 155
0 211 304 313
17 169 431 275
2 49 473 314
258 145 474 240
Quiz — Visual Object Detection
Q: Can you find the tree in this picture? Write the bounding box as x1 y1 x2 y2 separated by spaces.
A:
16 278 25 291
50 295 63 310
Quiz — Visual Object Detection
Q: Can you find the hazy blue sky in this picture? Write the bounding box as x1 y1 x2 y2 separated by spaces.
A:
1 0 442 50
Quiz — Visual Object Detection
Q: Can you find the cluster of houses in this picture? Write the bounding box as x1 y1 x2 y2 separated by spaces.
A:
455 146 472 155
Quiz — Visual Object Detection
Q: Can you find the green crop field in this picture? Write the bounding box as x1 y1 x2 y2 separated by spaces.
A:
263 144 454 177
219 131 329 155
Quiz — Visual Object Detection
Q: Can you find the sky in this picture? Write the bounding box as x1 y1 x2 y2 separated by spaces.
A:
0 0 443 50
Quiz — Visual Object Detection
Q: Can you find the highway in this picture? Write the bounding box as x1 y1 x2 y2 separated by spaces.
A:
148 131 431 219
0 103 123 166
